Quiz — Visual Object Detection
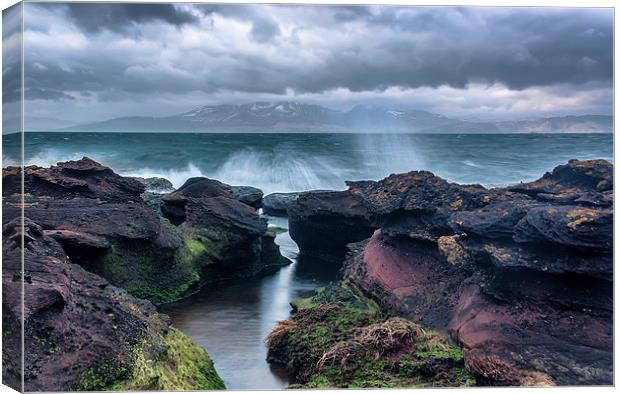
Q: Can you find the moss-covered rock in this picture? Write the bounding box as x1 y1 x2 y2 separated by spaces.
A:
2 218 225 391
266 283 475 388
80 328 225 391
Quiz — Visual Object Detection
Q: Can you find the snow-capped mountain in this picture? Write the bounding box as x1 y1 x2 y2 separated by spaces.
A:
65 101 613 133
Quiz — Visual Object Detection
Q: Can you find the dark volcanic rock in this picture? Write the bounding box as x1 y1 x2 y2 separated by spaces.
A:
262 190 337 216
509 159 613 199
2 159 290 305
161 176 290 281
289 159 612 386
18 157 145 203
263 192 300 216
513 205 612 251
231 185 263 208
288 191 375 262
2 218 224 391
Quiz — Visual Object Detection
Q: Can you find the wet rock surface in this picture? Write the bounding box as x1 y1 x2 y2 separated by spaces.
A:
285 159 613 385
231 185 264 209
263 192 301 216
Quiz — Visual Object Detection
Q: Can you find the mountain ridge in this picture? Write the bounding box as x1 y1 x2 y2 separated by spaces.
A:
61 101 613 133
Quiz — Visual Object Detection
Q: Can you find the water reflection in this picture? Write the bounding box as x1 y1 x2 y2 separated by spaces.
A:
161 216 339 390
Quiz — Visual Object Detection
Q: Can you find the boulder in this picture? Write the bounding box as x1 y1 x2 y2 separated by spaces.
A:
288 191 375 262
262 189 336 216
18 157 145 203
231 185 263 209
262 192 300 216
160 176 291 281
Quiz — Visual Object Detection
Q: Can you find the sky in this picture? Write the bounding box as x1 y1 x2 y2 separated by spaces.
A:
2 3 614 130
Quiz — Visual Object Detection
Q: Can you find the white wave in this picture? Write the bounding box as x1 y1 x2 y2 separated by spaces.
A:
211 149 349 194
120 163 206 189
9 149 91 168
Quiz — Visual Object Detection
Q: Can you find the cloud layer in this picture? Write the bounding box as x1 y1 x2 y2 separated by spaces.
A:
12 3 614 125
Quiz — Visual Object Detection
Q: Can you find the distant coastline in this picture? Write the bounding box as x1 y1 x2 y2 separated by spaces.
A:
41 102 612 134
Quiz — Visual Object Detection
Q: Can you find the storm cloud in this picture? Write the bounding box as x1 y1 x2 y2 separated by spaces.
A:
16 3 614 124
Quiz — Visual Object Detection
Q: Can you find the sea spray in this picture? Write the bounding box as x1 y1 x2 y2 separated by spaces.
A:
121 163 207 189
211 148 350 194
355 133 426 179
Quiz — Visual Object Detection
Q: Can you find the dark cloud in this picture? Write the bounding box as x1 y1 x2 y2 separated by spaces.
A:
3 3 23 133
250 17 280 42
18 4 613 122
50 3 199 33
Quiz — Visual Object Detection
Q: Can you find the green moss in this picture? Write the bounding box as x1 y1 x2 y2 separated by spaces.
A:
77 359 131 391
80 327 225 391
186 237 207 255
415 347 464 362
267 282 476 389
455 366 477 386
114 327 224 391
95 225 225 305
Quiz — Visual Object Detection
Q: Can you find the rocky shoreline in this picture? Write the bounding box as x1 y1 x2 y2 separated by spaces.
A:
2 157 293 391
268 159 613 387
2 157 613 390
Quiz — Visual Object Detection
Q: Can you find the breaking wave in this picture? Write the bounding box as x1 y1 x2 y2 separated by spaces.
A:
211 149 350 194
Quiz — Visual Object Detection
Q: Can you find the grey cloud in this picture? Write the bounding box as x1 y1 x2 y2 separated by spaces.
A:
25 88 75 101
18 4 613 122
3 3 23 134
250 17 280 43
39 3 199 33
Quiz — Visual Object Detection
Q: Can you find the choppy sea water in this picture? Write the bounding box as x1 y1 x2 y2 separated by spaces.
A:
3 132 613 194
2 131 613 389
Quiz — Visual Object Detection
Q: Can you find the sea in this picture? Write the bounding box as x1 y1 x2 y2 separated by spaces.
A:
2 132 614 193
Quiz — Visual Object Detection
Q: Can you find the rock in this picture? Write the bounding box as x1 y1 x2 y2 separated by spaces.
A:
19 157 145 203
450 282 612 385
160 176 290 282
449 199 539 239
3 159 290 305
513 205 612 251
288 191 375 262
160 177 233 224
262 192 300 216
43 229 111 255
2 218 224 391
166 177 232 199
509 159 613 197
231 185 263 208
288 159 612 385
344 230 466 328
262 189 337 216
131 176 174 192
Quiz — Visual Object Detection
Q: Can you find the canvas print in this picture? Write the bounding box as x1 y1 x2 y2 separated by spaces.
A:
1 2 614 391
